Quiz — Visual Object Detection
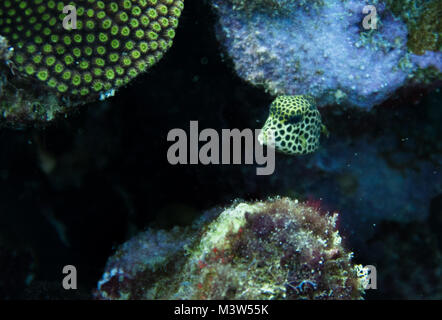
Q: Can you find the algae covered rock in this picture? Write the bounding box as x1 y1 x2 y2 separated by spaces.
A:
384 0 441 55
96 197 367 299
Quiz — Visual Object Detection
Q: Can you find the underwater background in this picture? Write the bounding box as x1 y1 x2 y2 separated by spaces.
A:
0 0 441 299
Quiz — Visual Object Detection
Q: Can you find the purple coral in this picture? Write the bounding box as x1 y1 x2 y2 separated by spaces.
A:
212 0 441 108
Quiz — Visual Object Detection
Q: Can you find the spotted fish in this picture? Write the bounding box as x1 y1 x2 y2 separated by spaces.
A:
258 95 327 155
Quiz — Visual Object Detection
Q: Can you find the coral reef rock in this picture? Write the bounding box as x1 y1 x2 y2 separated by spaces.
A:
211 0 441 109
96 197 366 300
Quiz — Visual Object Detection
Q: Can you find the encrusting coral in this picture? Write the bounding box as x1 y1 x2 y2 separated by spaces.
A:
211 0 441 109
0 0 184 125
95 197 367 300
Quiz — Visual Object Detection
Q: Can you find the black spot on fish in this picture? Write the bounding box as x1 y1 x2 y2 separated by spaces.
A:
287 114 303 125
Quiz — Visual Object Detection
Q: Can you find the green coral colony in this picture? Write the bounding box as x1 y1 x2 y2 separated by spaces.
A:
259 95 325 155
0 0 184 100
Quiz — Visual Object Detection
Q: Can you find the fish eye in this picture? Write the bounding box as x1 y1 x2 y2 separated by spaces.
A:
287 114 303 125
